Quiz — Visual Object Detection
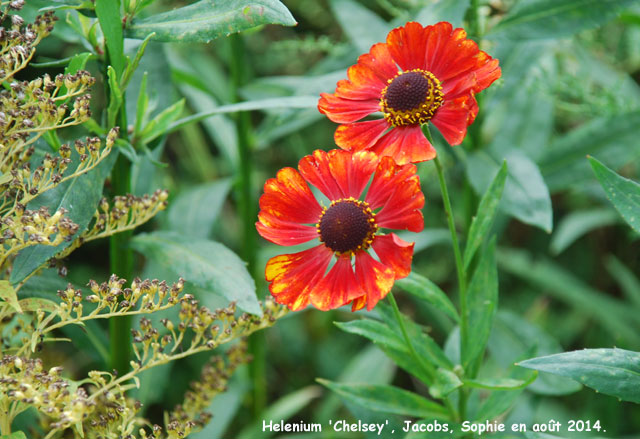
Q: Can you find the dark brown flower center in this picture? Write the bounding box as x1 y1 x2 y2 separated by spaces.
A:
317 198 377 254
380 69 444 127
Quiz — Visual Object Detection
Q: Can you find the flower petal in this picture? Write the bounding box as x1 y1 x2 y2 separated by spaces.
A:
310 255 363 311
335 119 390 153
265 245 333 311
471 54 501 92
375 175 425 232
372 233 415 279
259 167 322 225
355 250 395 311
328 149 379 199
335 63 387 100
387 21 430 71
351 295 367 312
366 156 418 209
256 212 318 246
423 25 501 96
359 42 399 83
318 93 379 124
431 95 478 146
426 25 478 81
299 149 379 201
370 126 437 165
298 150 343 200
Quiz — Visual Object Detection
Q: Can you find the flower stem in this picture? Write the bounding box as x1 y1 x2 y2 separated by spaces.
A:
467 0 481 38
432 154 469 420
107 53 133 378
109 142 133 376
229 34 264 417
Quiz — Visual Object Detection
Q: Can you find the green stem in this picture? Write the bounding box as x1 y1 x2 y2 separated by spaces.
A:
109 153 133 375
467 0 481 38
432 154 468 420
229 34 264 416
386 292 436 382
108 51 133 375
0 400 11 435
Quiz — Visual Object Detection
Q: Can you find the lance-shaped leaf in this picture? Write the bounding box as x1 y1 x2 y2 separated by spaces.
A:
126 0 297 43
130 231 261 315
0 280 22 313
518 348 640 404
464 161 507 269
463 238 498 373
395 272 459 322
317 379 448 419
488 0 639 41
589 156 640 234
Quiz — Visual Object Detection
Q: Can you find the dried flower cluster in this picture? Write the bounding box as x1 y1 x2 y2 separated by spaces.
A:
0 130 117 272
164 342 250 438
63 189 170 253
0 1 167 282
1 272 286 438
0 2 54 83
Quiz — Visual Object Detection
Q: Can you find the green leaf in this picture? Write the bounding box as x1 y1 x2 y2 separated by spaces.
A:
329 0 390 53
134 72 149 139
518 348 640 403
95 0 125 76
488 0 638 40
121 33 155 92
0 280 22 313
107 66 123 128
18 297 57 313
377 301 454 371
498 248 640 345
429 368 463 399
10 152 118 285
166 179 232 239
488 311 583 396
463 376 533 390
40 0 94 12
66 52 92 72
606 256 640 309
237 386 321 439
126 0 297 43
541 111 640 192
589 156 640 234
1 431 28 439
415 0 469 27
313 345 395 423
463 238 498 373
168 95 318 134
130 231 261 315
317 379 448 419
138 99 185 145
550 208 621 255
467 150 553 232
394 272 459 322
473 366 537 421
335 319 432 385
464 161 507 269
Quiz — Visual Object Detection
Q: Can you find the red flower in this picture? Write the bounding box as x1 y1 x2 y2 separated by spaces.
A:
318 21 501 165
256 149 424 312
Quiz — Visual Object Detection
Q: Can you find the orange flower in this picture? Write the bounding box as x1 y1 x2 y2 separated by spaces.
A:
319 21 501 165
256 149 424 312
